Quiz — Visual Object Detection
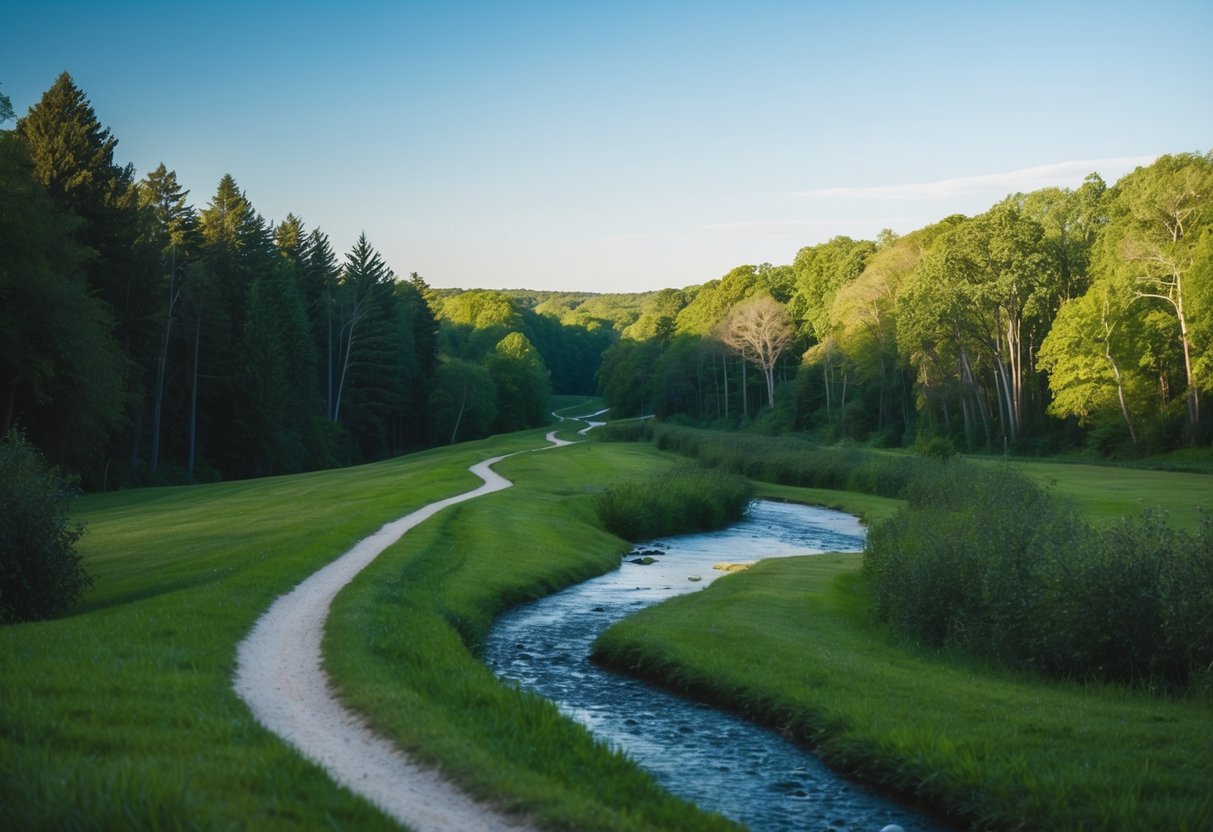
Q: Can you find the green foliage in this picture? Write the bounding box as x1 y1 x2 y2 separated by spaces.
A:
0 431 91 622
864 463 1213 688
595 419 655 443
430 357 498 442
0 133 125 470
912 435 956 459
484 332 551 432
593 466 754 541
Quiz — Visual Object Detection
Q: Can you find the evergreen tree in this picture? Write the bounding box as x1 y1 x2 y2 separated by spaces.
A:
0 133 124 473
16 72 158 478
137 164 199 475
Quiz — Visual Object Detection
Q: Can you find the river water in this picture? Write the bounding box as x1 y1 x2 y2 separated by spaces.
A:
483 500 946 832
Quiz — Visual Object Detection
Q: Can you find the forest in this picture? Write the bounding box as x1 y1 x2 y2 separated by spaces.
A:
3 73 1211 491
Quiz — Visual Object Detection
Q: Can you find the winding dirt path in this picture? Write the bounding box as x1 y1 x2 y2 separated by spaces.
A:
234 437 576 831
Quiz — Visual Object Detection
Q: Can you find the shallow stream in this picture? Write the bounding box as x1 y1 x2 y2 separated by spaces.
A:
483 500 946 832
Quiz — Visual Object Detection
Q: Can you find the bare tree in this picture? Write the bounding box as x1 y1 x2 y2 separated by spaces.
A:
716 295 796 409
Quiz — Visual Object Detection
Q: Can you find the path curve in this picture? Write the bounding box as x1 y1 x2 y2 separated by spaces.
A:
234 443 564 831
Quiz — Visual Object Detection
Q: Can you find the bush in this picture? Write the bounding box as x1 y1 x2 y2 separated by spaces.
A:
594 466 754 542
594 419 654 443
864 462 1213 690
0 431 91 622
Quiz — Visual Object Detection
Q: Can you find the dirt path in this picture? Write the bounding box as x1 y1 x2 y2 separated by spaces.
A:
233 442 568 831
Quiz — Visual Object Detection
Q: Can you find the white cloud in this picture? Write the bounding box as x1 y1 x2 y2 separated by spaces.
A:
794 156 1159 200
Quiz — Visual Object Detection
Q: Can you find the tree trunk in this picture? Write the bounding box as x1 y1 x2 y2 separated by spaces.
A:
741 360 748 417
150 250 179 475
188 309 202 482
0 374 14 436
450 386 467 444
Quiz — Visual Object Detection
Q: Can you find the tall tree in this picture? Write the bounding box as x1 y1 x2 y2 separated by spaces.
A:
1039 273 1142 445
716 295 795 409
484 332 551 432
303 228 341 419
1103 152 1213 434
0 133 123 471
16 73 157 477
137 164 198 475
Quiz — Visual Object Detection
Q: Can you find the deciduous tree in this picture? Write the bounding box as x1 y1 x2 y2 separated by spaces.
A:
716 295 795 409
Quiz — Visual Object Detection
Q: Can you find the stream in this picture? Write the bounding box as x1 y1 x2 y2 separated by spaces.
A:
483 500 945 832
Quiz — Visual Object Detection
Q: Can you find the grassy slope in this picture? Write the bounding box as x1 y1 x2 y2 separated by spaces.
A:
595 465 1213 831
1 423 740 830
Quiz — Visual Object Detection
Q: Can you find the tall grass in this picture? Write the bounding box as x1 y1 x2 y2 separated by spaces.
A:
593 466 754 541
648 424 941 498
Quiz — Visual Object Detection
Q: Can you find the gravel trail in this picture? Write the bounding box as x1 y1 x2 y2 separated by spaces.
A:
233 443 565 831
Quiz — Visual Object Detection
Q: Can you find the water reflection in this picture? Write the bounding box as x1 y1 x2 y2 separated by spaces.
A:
484 501 945 832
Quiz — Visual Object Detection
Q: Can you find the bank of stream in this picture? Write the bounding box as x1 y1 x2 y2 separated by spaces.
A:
484 500 945 832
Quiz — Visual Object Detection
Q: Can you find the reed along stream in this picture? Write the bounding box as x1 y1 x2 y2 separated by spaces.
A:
484 500 945 832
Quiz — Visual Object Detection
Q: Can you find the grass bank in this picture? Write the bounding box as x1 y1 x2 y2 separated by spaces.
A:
1 421 744 829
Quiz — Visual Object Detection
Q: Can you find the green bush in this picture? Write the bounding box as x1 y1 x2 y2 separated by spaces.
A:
0 431 91 622
865 463 1213 690
594 418 654 443
594 466 754 542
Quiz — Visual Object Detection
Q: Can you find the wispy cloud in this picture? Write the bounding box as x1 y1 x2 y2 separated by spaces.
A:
793 156 1158 200
703 218 862 238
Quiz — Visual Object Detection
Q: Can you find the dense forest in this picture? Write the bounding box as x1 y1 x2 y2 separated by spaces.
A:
1 74 606 488
586 161 1213 457
3 73 1211 491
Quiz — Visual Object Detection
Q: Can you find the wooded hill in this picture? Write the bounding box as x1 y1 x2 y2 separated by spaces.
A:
4 73 1211 490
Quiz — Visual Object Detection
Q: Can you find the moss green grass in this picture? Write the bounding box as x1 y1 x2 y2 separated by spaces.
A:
594 477 1213 831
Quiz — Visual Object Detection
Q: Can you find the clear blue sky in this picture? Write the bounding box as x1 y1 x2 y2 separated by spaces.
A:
5 1 1212 293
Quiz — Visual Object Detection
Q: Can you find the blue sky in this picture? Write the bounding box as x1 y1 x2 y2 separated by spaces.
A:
5 1 1212 293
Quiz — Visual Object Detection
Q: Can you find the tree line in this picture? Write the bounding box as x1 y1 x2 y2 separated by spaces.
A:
6 72 1209 487
2 74 604 488
591 158 1212 455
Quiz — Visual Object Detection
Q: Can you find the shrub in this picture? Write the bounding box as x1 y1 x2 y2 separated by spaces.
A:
594 419 654 443
865 462 1213 690
594 466 754 542
0 431 91 622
